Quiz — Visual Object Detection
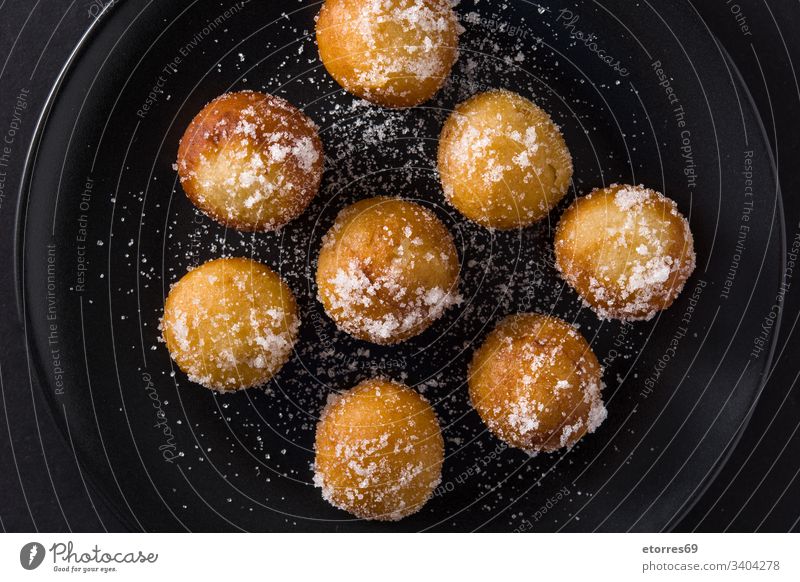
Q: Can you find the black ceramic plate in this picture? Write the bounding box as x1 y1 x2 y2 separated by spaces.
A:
17 0 783 532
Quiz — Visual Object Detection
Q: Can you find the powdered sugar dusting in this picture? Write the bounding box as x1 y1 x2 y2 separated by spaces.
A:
556 184 696 321
177 91 323 231
471 315 608 456
161 259 300 392
318 0 461 105
313 380 443 521
317 199 462 344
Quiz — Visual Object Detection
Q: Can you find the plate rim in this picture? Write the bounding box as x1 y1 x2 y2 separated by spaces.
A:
13 0 787 532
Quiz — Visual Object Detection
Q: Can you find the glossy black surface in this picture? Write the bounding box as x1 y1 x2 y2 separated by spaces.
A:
11 0 787 531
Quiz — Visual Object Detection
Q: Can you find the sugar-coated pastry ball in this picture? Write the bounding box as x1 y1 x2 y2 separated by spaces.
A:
316 197 461 345
161 257 300 392
438 89 573 229
316 0 461 108
469 313 607 454
177 90 323 231
554 184 696 321
314 378 444 521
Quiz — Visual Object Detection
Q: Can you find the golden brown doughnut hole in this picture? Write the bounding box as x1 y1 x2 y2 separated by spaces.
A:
314 378 444 521
177 90 323 231
469 313 606 454
316 0 460 108
554 184 696 321
161 257 299 391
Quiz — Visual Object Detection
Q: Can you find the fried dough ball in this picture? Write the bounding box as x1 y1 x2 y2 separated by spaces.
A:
438 89 573 229
316 0 461 108
316 197 461 345
469 313 607 454
161 257 300 392
176 90 323 231
314 378 444 521
554 184 696 321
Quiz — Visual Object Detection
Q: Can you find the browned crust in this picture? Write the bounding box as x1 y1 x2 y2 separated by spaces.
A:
176 90 324 232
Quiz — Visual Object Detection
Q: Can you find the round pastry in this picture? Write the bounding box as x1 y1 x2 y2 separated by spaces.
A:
176 90 323 231
315 0 460 108
316 197 461 345
438 89 573 229
554 184 696 321
314 378 444 521
468 313 606 454
161 257 300 391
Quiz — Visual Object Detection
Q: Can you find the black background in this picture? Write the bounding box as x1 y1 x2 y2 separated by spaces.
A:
1 0 798 532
